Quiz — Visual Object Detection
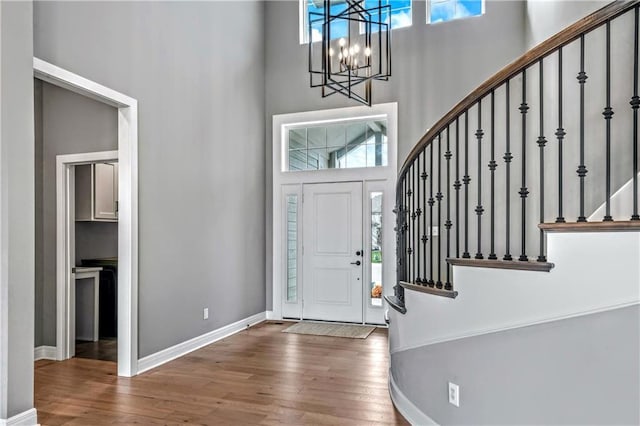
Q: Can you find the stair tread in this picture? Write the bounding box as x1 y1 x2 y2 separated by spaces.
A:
539 221 640 232
447 258 554 272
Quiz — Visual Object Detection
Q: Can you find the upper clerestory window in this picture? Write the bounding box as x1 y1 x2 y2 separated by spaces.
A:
300 0 413 44
427 0 484 24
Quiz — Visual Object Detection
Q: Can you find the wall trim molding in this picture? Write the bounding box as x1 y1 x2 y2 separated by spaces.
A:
0 408 38 426
391 300 640 355
388 369 438 426
137 312 267 374
265 310 275 320
34 346 57 361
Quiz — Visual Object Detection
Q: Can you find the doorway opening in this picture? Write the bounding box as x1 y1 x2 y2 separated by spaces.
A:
34 58 139 377
72 158 119 362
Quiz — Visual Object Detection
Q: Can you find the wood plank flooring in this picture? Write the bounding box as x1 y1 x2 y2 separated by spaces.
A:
35 321 408 425
75 338 118 362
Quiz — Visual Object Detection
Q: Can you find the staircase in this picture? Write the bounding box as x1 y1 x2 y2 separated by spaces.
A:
386 1 640 424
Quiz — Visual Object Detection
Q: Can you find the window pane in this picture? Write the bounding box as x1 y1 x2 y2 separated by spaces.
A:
365 143 388 167
286 194 298 302
370 192 383 306
346 143 367 168
289 128 306 150
364 0 412 32
308 148 329 170
327 123 346 148
288 149 308 171
307 126 326 149
429 0 483 24
308 0 349 41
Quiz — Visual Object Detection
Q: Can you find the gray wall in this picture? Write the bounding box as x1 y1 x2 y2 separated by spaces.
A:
34 1 266 357
34 81 118 347
391 305 640 425
264 0 529 309
525 0 610 48
0 0 35 419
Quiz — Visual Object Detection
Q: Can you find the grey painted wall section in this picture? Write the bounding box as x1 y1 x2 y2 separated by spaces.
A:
525 0 610 48
0 0 35 418
391 305 640 425
264 0 528 309
34 81 118 347
34 1 266 357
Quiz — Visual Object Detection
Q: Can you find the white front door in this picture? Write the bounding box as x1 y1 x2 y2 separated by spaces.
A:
302 182 363 323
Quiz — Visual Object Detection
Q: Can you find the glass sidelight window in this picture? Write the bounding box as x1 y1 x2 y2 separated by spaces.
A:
286 194 298 302
370 191 383 306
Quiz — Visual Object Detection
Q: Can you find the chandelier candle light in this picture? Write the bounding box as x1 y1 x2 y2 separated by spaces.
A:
308 0 392 106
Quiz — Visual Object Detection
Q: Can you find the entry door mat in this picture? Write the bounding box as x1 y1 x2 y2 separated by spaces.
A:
282 322 376 339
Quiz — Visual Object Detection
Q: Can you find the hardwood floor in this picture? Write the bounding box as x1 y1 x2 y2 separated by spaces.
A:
75 338 118 362
35 321 408 425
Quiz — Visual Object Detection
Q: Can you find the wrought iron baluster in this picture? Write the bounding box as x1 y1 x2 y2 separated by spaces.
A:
454 117 461 259
489 90 497 260
422 150 428 282
405 177 410 280
537 59 548 262
437 134 443 289
633 7 640 221
520 69 530 262
401 178 407 281
416 153 421 283
411 163 417 281
504 80 513 261
462 112 471 259
577 34 588 222
396 181 401 280
399 179 403 280
445 127 453 290
603 20 614 222
429 141 435 286
556 48 566 223
475 101 484 260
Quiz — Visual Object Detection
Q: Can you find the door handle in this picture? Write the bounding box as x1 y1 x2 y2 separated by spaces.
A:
350 260 361 266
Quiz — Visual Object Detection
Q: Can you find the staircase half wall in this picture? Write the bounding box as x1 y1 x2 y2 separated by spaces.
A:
387 230 640 424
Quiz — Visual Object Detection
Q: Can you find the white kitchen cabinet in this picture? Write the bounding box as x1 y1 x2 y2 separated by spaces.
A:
75 162 118 222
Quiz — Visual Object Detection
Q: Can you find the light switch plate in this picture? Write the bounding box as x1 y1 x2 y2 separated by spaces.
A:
203 308 209 320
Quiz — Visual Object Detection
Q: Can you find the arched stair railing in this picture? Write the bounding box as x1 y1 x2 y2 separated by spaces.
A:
387 0 640 312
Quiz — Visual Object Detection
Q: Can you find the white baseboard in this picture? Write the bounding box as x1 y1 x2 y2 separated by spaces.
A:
0 408 38 426
34 346 57 361
137 311 266 374
389 369 438 426
266 310 275 320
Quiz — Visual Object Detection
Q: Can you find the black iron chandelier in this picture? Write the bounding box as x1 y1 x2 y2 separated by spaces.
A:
308 0 392 106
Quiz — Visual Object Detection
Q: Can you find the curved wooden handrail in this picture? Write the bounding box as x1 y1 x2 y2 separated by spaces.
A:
398 0 640 181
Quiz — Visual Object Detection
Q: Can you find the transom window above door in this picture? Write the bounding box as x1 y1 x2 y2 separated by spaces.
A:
287 119 388 171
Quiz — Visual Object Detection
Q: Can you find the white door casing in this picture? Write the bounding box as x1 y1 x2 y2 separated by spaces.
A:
302 182 363 323
57 152 117 360
37 57 140 377
272 103 398 324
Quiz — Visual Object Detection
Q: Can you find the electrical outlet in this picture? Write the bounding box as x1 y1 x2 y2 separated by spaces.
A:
203 308 209 320
429 226 440 237
448 382 460 407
